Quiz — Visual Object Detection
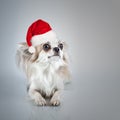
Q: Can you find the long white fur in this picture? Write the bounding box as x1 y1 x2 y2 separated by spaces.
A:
16 41 70 106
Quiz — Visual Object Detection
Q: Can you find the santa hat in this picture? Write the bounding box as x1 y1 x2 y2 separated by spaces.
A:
26 19 57 53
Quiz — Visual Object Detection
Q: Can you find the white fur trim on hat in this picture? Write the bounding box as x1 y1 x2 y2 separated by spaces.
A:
31 31 58 46
28 46 36 53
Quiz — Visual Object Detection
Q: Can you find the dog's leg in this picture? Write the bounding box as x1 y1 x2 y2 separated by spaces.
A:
28 85 46 106
50 90 61 106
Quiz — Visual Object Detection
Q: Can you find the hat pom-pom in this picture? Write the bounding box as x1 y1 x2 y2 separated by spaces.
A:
28 46 35 53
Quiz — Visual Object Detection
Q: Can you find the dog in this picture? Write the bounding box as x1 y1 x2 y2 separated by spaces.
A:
16 19 71 106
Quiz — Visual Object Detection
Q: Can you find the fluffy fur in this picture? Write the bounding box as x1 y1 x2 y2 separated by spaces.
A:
16 41 70 106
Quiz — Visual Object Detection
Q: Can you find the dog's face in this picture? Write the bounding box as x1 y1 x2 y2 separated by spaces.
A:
31 41 67 63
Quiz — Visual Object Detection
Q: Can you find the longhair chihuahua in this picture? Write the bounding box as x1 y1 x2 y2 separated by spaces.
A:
16 19 71 106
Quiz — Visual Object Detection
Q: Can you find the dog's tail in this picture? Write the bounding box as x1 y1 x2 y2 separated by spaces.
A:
16 42 32 72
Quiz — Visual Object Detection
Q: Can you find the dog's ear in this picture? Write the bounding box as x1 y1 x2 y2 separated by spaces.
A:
62 41 69 63
30 44 43 62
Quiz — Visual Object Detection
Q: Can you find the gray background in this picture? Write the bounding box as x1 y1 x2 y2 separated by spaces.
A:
0 0 120 120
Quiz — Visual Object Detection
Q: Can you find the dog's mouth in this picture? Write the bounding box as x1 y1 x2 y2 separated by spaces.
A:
48 54 60 59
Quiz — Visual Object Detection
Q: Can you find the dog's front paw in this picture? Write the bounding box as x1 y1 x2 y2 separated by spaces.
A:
50 98 60 106
34 96 46 106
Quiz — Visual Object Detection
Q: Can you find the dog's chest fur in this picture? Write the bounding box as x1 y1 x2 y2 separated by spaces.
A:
29 61 63 96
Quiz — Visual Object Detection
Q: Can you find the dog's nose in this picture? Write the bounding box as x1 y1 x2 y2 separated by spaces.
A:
53 47 59 53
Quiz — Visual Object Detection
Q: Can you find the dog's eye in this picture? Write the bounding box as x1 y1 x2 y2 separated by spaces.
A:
43 44 51 51
58 43 63 50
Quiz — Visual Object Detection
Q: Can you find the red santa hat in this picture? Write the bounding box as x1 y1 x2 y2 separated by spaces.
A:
26 19 57 53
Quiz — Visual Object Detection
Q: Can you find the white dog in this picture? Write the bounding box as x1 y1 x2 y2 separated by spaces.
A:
16 19 71 106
